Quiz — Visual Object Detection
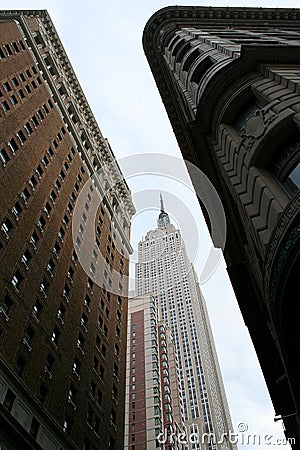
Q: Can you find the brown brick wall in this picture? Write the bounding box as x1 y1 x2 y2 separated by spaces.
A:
0 17 130 450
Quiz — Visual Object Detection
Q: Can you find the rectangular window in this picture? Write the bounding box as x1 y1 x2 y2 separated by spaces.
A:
0 148 10 166
0 293 13 318
17 129 26 144
12 76 19 87
18 89 25 99
2 100 10 112
3 389 16 411
11 270 23 290
10 94 18 105
3 81 11 92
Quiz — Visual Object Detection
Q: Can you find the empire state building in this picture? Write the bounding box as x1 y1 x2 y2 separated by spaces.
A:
135 197 237 450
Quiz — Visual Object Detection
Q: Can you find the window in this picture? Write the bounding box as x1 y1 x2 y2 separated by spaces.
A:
97 389 102 406
50 190 57 203
1 218 13 237
3 389 16 411
63 284 70 299
24 121 33 135
19 40 26 50
1 100 10 112
63 416 72 435
277 147 300 196
8 138 19 153
44 202 52 216
16 129 27 144
36 165 43 178
47 259 55 275
30 231 39 248
23 325 34 350
111 409 117 426
29 175 37 190
41 155 49 168
63 214 69 227
21 249 32 268
40 277 49 296
32 115 39 128
18 89 25 99
38 215 46 231
3 81 11 92
53 241 60 257
12 201 22 218
15 354 26 376
84 295 91 310
57 304 65 322
10 94 18 106
38 382 48 404
11 270 23 290
73 357 81 376
87 278 93 292
68 385 77 405
55 179 61 191
77 333 85 350
51 326 60 345
21 187 30 203
29 417 40 439
32 300 42 320
81 313 88 329
0 148 10 166
90 262 96 276
1 293 13 318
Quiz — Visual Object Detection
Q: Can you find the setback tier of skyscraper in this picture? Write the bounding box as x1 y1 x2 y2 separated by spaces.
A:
0 10 135 450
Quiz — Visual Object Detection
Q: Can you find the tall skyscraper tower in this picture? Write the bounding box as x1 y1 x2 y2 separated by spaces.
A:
0 10 135 450
135 198 236 450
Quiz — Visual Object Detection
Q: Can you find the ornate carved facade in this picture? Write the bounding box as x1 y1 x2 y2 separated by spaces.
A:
143 6 300 446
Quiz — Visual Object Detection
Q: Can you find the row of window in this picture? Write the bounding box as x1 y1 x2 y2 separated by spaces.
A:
1 65 43 113
0 38 26 60
0 97 55 168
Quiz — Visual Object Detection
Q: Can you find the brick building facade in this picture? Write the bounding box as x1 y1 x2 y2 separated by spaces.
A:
0 10 134 450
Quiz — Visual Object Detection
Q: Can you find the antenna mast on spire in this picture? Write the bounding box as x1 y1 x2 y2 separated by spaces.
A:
160 193 165 212
157 193 170 228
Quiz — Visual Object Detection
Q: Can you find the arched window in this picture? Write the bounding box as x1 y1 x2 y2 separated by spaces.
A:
271 136 300 197
277 146 300 196
182 48 201 73
190 55 214 84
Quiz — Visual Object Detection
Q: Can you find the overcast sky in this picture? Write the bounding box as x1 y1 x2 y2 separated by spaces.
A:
2 0 299 448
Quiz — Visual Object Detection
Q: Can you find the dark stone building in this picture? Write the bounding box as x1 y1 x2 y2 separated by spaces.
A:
143 6 300 446
0 10 135 450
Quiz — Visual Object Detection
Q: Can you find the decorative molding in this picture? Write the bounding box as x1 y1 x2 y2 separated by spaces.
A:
240 108 278 151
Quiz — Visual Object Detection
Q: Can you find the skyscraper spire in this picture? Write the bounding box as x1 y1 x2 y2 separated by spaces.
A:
160 192 165 212
157 193 170 228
